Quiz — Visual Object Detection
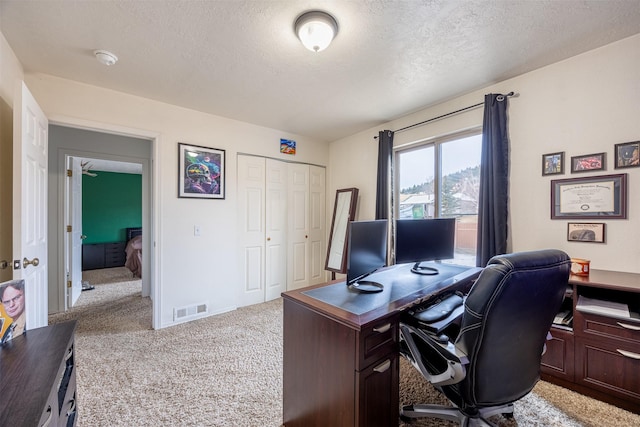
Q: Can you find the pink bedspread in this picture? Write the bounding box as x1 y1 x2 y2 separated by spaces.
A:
125 235 142 278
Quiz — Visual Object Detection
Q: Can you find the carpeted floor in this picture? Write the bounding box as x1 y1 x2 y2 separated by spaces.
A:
49 272 640 426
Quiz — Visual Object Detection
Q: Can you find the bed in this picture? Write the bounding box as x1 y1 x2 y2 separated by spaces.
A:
125 227 143 278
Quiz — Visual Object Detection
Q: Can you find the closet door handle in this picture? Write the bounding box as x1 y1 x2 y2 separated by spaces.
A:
373 359 391 373
373 323 391 333
617 322 640 331
617 349 640 360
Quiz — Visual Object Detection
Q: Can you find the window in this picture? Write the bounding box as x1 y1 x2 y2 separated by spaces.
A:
395 132 482 265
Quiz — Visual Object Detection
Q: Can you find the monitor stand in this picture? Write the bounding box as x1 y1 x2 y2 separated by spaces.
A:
348 280 384 293
411 261 439 275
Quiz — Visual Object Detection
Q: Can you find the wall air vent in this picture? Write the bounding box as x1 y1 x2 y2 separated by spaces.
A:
173 302 209 322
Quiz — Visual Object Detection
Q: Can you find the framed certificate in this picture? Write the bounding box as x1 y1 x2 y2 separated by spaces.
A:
551 174 627 219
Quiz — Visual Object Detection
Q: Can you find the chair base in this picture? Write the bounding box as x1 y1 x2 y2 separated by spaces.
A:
400 402 514 426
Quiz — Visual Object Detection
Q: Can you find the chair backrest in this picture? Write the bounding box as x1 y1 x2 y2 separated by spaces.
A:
454 249 570 408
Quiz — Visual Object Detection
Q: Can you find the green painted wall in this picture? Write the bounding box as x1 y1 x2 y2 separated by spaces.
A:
82 171 142 244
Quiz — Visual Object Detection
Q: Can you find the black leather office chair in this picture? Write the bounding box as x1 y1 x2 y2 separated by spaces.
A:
399 249 571 426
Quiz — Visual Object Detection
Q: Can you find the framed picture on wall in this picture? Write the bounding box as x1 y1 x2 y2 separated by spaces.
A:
571 152 605 173
178 143 225 199
614 141 640 169
542 152 564 176
551 173 627 219
567 223 605 243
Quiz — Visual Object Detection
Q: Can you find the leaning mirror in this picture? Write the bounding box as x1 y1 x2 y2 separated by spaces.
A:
325 188 359 274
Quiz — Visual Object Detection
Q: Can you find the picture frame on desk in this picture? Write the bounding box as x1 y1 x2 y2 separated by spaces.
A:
551 173 627 219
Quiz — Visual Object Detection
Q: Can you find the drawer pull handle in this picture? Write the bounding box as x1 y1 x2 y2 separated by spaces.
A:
373 359 391 373
41 405 53 427
373 323 391 334
617 349 640 360
617 322 640 331
65 346 74 361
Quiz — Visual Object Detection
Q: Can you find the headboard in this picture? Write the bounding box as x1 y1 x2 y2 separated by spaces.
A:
126 227 142 241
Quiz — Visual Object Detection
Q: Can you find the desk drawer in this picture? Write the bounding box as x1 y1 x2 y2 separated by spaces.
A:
575 311 640 345
358 315 399 369
575 336 640 403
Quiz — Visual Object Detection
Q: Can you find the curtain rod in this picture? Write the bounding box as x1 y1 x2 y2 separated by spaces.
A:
392 91 515 134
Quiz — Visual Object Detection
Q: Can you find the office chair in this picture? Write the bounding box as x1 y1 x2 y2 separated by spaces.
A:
399 249 570 426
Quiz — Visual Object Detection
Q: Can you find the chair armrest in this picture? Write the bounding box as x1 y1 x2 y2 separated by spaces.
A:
399 323 468 386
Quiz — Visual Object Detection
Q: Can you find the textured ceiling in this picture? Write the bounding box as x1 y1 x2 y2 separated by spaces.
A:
1 0 639 142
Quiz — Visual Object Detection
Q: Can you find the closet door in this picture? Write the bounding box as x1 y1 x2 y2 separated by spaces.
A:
308 166 326 286
287 164 326 291
264 159 288 301
287 164 310 291
237 155 265 307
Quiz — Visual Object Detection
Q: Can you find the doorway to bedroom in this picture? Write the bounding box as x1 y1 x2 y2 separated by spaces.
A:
48 124 152 325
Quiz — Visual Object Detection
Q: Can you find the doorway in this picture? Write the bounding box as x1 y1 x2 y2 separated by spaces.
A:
48 125 154 326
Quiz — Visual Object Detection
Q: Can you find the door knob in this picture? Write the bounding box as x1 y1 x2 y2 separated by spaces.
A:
23 257 40 268
81 235 87 240
0 260 8 270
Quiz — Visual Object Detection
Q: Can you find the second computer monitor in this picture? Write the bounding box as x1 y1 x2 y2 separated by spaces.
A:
395 218 456 275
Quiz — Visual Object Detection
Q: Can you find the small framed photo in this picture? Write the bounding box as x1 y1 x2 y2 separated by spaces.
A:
571 152 605 173
542 152 564 176
567 223 605 243
178 143 225 199
614 141 640 169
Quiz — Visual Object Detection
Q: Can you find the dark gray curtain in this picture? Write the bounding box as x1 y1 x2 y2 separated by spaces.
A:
375 130 394 220
476 94 510 267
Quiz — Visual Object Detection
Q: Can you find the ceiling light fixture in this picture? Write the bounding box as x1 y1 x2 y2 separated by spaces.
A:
294 11 338 52
94 50 118 66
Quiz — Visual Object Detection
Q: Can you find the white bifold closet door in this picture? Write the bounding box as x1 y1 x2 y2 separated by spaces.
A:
237 155 325 307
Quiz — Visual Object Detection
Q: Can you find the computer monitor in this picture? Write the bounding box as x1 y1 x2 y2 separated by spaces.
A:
346 219 388 293
395 218 456 275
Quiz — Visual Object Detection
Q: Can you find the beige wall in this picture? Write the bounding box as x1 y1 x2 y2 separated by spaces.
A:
23 73 330 327
329 34 640 273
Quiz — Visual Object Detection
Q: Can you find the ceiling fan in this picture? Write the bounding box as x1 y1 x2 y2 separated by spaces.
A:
81 160 98 177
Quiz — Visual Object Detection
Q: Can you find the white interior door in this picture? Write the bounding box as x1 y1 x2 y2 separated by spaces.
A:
66 157 83 308
265 159 287 301
237 155 265 306
13 82 48 329
287 163 310 291
308 166 326 285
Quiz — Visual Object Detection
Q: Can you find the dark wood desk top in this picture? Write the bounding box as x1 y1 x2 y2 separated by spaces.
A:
569 269 640 293
282 263 481 330
0 321 77 427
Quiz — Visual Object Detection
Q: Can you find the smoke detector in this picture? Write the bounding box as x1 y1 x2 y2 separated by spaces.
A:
94 50 118 66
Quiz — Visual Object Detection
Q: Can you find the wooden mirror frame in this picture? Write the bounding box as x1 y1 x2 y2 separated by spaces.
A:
325 188 359 274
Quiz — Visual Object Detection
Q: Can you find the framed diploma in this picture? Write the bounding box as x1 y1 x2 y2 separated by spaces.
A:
551 174 627 219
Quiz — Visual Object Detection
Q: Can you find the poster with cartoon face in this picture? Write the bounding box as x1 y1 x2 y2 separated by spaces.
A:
0 279 26 344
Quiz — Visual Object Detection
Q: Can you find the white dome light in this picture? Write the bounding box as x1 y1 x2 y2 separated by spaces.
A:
94 50 118 66
295 11 338 53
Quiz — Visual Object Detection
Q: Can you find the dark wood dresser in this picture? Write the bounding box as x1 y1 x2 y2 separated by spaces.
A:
541 270 640 414
0 321 78 427
82 242 126 270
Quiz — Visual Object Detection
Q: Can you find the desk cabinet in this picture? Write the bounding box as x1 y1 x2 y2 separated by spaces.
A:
541 270 640 414
282 298 399 427
0 321 78 427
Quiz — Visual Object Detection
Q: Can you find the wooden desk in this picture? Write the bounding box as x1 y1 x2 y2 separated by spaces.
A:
282 263 481 427
541 269 640 414
0 321 78 427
